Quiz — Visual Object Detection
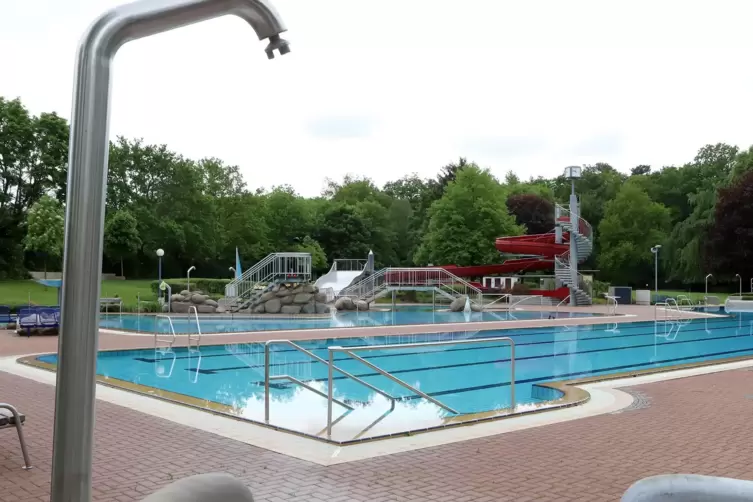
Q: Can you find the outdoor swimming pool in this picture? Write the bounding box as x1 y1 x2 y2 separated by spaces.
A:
99 309 600 333
33 312 753 442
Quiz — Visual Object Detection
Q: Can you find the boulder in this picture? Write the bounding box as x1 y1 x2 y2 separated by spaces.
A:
293 293 313 304
272 283 281 293
180 290 190 296
190 293 207 304
281 305 302 315
280 295 294 305
449 296 468 312
171 302 191 313
277 287 294 297
315 303 330 314
335 297 355 311
302 284 316 294
205 299 218 308
314 292 328 303
265 298 282 314
215 306 226 314
355 300 369 311
253 303 266 314
259 291 277 302
171 293 185 302
196 304 216 314
301 303 316 314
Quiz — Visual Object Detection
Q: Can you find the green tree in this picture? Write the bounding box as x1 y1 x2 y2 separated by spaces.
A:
707 169 753 279
415 165 523 266
295 236 328 273
315 204 372 261
597 183 671 285
24 195 65 278
104 210 142 277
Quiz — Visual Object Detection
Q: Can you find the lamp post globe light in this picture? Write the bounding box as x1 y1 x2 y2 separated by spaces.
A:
650 245 661 303
229 266 235 276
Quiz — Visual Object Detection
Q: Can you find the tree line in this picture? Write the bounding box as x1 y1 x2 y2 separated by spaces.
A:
2 95 752 288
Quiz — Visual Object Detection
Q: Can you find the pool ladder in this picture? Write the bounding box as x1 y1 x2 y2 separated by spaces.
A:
153 308 202 351
262 337 516 439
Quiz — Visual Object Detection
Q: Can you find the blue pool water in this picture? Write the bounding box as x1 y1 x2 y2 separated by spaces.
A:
99 309 599 333
39 313 753 441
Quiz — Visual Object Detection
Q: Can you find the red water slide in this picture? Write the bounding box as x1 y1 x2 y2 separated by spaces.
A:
439 231 572 300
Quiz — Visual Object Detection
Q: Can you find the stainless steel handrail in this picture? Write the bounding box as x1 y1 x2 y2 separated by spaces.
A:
264 340 395 423
654 298 681 322
187 306 202 349
154 315 176 350
603 294 618 315
556 295 571 313
676 295 694 310
509 295 544 309
481 293 511 310
269 375 353 410
326 336 516 437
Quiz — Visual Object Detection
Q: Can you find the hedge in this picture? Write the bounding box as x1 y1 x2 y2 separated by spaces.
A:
149 278 230 296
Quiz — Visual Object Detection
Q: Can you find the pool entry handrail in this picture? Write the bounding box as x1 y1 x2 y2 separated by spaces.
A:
53 1 291 497
556 295 571 313
655 297 681 322
187 306 202 349
481 293 511 310
154 315 177 350
263 340 396 423
326 337 516 437
603 294 619 315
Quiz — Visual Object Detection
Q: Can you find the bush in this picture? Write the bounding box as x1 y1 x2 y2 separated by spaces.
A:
592 280 610 297
509 283 532 295
150 278 230 295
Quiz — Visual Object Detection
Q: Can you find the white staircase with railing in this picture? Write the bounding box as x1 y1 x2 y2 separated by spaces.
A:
554 204 594 306
338 267 484 306
221 252 312 310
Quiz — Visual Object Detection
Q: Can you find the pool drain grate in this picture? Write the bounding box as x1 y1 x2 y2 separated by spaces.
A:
611 389 652 414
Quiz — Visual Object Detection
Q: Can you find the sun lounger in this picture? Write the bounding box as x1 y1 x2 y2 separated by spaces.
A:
37 308 59 328
0 403 31 469
17 308 39 337
0 306 13 324
17 307 61 336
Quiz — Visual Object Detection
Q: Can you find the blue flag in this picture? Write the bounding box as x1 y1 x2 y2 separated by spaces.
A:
235 247 242 279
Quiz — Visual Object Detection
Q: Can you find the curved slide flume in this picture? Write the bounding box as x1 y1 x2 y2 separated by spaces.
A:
439 205 594 304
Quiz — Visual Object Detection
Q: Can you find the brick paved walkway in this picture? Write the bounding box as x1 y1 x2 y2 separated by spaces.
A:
2 365 752 501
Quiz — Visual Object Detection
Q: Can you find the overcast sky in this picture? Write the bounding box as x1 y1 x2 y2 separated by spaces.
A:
2 0 753 196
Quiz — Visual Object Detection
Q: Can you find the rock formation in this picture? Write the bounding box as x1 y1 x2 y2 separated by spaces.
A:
333 296 369 311
449 295 482 312
238 282 331 315
171 290 223 314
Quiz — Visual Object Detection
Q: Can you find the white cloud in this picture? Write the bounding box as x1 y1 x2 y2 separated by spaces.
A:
2 0 753 196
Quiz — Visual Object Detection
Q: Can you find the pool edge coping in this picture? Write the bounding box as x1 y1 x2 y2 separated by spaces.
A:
6 351 753 465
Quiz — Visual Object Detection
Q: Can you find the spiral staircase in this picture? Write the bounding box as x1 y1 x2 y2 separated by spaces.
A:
554 204 594 306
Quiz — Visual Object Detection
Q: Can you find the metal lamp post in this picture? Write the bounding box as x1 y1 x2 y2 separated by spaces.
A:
156 248 164 299
564 165 582 307
650 245 661 303
187 266 196 292
735 273 742 297
51 1 290 499
705 274 713 296
229 266 236 276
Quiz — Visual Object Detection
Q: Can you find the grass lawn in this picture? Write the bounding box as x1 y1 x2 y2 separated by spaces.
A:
0 279 156 307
